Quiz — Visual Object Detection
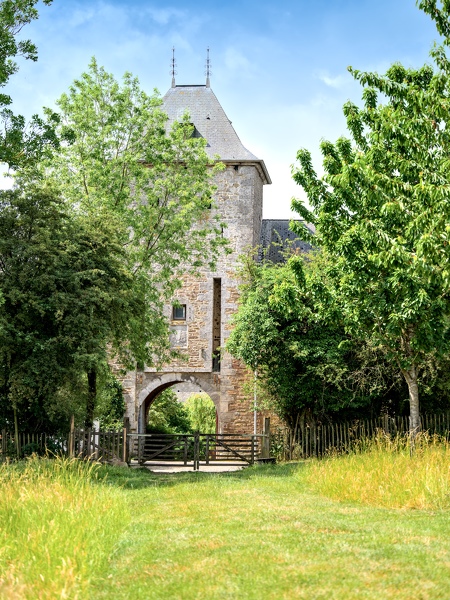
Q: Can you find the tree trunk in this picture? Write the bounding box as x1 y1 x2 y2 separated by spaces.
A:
401 365 420 437
86 369 97 428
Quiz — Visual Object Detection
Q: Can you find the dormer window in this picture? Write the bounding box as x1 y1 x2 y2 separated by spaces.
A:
189 123 203 138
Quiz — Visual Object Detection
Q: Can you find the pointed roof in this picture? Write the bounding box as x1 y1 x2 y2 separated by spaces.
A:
162 85 271 184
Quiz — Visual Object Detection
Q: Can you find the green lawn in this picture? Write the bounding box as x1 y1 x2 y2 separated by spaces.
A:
1 458 450 599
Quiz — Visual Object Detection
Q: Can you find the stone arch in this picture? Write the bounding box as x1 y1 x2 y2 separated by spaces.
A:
138 372 219 433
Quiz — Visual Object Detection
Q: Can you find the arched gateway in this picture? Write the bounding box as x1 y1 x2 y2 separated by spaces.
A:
123 72 271 435
138 373 219 433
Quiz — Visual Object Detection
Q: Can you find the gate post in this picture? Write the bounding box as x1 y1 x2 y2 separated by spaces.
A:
138 435 144 465
205 435 210 465
261 417 270 459
193 432 200 471
183 435 188 465
123 417 130 463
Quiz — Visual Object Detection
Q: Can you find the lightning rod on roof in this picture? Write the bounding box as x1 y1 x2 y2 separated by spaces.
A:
170 47 177 88
205 47 212 88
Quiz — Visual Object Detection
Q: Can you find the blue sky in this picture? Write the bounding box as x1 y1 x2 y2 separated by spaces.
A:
4 0 440 217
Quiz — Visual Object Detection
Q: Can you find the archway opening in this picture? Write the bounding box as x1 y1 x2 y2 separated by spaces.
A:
144 382 217 435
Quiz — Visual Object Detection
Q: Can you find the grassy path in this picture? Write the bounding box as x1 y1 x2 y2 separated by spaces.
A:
1 459 449 599
94 464 450 600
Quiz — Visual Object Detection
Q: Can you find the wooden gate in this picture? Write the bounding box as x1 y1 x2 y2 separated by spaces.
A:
128 433 266 470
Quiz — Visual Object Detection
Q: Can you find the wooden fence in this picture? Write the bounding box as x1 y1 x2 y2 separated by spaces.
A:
3 412 450 463
271 412 450 461
0 425 127 462
0 430 66 459
68 428 127 462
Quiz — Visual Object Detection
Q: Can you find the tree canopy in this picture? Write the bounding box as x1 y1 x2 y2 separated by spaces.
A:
0 182 134 431
147 389 192 435
291 1 450 432
36 59 226 370
3 58 228 428
185 393 216 434
227 252 398 428
0 0 60 168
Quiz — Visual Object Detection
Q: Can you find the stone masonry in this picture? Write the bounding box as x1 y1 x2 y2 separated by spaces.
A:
123 81 271 434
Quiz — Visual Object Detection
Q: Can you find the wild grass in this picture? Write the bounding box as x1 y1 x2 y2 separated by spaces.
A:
1 445 450 599
304 432 450 509
0 456 129 600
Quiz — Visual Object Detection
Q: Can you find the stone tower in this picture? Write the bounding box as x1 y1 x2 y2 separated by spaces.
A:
122 80 271 434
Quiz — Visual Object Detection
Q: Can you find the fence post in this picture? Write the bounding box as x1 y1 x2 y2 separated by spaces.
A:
205 435 210 465
1 428 6 457
193 432 200 471
251 435 256 465
183 435 188 465
123 417 130 463
261 417 270 458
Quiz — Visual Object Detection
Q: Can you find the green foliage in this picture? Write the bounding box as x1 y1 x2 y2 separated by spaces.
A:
0 182 134 432
34 59 226 370
9 59 228 427
1 57 228 428
0 0 60 168
147 388 192 434
227 253 397 428
291 9 450 429
95 371 125 431
184 393 216 433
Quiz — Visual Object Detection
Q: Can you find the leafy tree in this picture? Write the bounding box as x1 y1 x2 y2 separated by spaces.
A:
185 393 216 433
0 0 59 344
24 59 227 419
291 9 450 433
147 388 192 435
0 182 135 431
0 0 60 168
47 59 224 292
227 253 390 429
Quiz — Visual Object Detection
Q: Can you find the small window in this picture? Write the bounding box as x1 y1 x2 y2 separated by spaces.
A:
172 304 186 320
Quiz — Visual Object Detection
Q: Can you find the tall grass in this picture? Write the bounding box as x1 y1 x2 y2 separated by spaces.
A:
0 456 128 599
303 432 450 510
0 455 449 598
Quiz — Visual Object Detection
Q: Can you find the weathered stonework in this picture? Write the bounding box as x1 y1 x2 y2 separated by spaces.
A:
123 84 273 434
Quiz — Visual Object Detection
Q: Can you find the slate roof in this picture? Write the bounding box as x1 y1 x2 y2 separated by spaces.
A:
162 85 271 184
259 220 314 263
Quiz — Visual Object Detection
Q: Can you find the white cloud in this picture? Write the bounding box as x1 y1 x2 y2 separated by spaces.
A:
316 71 347 89
143 7 185 26
224 47 252 74
68 7 96 27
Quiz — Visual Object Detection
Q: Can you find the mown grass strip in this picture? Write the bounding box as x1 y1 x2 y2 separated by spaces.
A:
95 464 450 600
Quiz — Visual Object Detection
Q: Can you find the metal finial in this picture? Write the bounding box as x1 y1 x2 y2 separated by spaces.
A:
170 47 177 88
205 47 211 88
